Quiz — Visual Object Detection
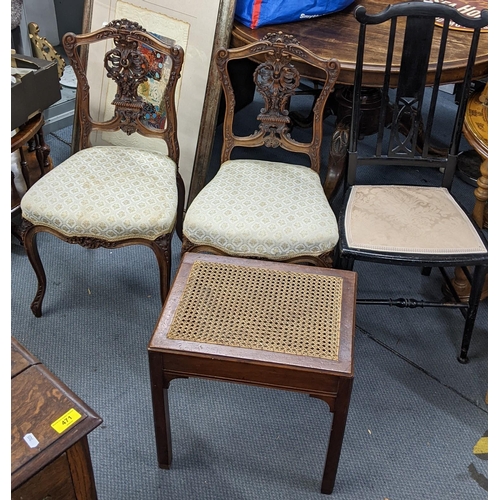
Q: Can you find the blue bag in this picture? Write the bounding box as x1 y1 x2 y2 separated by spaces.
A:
235 0 355 29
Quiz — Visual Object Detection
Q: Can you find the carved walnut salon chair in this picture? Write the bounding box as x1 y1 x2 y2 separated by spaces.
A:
335 2 488 363
182 32 340 267
21 19 185 317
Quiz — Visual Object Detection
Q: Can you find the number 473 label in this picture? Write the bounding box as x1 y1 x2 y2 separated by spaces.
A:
51 408 82 434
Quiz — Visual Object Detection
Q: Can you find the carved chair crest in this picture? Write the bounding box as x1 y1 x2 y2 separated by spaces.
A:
103 19 150 135
63 18 183 157
216 31 340 172
254 33 301 147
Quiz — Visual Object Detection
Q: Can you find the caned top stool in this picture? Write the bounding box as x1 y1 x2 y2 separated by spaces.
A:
148 253 357 494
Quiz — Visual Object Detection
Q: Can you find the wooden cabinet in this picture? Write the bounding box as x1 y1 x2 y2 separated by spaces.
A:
11 338 102 499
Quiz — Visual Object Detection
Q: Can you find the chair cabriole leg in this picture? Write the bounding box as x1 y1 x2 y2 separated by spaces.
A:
22 224 46 317
151 233 173 303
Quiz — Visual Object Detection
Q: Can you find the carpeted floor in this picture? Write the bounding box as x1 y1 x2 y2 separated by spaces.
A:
11 92 488 499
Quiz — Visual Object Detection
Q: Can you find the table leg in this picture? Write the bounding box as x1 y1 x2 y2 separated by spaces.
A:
66 437 99 500
11 171 22 210
321 377 353 495
449 158 488 301
324 121 349 200
33 127 53 179
472 158 488 230
148 351 172 469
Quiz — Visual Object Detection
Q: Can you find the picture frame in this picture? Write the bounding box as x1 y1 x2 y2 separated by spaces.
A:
77 0 237 205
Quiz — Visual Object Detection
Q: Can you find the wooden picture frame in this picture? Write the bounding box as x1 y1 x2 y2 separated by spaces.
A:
76 0 236 205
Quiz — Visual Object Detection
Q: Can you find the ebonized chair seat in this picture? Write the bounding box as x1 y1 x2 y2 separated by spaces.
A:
343 185 487 256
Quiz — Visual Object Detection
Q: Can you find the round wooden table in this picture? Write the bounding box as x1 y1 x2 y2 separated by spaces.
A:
231 0 488 87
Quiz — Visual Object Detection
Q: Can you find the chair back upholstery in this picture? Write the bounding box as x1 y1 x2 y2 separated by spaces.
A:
216 32 341 174
347 1 488 188
62 19 184 164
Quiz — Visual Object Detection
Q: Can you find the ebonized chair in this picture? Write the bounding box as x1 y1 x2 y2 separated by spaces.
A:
182 32 340 267
335 1 488 363
21 19 185 317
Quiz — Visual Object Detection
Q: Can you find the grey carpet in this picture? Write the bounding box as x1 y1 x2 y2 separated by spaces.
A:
11 89 488 499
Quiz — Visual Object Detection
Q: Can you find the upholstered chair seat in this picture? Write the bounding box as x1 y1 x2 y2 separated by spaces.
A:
344 186 487 255
183 159 338 260
21 146 178 241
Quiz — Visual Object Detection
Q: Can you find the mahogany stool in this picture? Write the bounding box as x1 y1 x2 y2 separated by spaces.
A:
148 253 357 494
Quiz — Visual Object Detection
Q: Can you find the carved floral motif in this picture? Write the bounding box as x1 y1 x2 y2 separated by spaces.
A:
254 33 301 147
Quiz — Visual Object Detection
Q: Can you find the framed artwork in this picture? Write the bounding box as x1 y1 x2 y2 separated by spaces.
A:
79 0 237 204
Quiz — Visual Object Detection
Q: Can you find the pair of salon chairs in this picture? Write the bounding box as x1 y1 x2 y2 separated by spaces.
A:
19 2 487 363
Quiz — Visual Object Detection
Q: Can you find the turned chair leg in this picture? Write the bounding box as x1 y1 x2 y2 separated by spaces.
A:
338 255 355 272
458 265 488 363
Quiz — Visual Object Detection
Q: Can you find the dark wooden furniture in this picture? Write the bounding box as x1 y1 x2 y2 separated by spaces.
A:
335 2 488 363
20 19 186 317
465 85 488 231
11 53 61 131
182 32 340 267
11 337 102 499
11 113 53 240
231 0 488 86
188 0 488 204
451 84 488 302
148 252 357 494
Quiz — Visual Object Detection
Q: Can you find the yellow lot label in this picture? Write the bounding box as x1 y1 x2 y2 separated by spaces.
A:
473 436 488 456
51 408 82 434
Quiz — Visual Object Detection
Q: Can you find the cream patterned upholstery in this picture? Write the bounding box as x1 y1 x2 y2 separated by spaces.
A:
183 159 338 260
21 146 178 242
344 185 487 254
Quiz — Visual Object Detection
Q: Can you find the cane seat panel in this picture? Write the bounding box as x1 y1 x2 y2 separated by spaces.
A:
167 260 344 360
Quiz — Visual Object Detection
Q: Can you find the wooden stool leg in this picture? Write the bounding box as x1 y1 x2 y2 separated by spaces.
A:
148 351 172 469
321 377 353 494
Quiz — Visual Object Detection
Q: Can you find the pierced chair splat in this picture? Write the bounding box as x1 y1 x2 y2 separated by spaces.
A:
20 19 185 317
182 32 340 267
336 2 488 363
